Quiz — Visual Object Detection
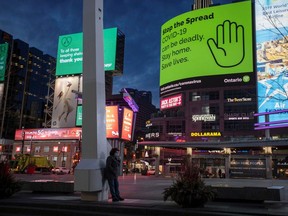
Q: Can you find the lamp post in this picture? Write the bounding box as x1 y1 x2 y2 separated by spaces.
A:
78 132 82 161
29 135 33 156
21 127 25 154
62 144 66 167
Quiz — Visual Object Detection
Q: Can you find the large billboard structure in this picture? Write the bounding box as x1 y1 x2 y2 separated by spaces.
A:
76 105 134 141
51 77 80 128
255 0 288 124
160 1 254 96
56 28 124 76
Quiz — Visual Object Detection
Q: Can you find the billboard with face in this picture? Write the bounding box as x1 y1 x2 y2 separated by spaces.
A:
255 0 288 123
160 1 254 96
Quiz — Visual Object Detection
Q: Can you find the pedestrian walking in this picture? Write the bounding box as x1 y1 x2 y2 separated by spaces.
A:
105 148 124 202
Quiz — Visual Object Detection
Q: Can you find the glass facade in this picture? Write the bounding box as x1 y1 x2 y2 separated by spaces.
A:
0 30 56 139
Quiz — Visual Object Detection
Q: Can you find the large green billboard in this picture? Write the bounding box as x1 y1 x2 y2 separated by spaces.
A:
0 43 9 82
56 28 118 76
160 1 253 95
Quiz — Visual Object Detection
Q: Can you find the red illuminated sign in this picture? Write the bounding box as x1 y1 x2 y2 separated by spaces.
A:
106 106 119 138
15 128 82 140
121 108 133 141
160 94 182 110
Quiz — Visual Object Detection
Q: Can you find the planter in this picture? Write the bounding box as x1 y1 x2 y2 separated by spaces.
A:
163 157 216 208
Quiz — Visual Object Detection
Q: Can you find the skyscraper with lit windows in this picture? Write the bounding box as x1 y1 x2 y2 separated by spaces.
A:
192 0 213 10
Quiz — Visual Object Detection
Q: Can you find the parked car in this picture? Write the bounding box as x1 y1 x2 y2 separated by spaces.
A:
52 167 70 174
147 169 161 175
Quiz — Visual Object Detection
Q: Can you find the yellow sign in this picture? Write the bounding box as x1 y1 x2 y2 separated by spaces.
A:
190 132 221 137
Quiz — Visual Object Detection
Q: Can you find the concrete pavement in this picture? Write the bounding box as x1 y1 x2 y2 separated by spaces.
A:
1 173 287 216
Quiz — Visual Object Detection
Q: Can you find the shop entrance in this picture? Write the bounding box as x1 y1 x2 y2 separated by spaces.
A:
192 157 225 178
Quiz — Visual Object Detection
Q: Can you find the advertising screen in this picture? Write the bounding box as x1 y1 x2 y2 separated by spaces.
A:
76 105 82 126
56 28 118 76
14 128 82 140
255 0 288 123
75 105 120 139
106 106 119 138
51 76 80 128
160 94 182 110
160 1 253 96
0 43 8 81
121 108 133 141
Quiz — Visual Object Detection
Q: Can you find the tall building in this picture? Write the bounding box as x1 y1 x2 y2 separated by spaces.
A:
0 29 56 140
141 0 288 180
192 0 213 10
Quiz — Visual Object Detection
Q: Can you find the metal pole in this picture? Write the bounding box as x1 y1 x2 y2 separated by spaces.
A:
62 144 65 167
29 135 33 156
78 132 82 160
21 126 25 154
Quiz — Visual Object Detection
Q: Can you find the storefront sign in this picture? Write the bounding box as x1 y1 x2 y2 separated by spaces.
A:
145 132 160 139
224 112 254 120
192 114 216 122
230 158 266 178
226 97 252 103
146 120 152 127
168 132 182 136
190 132 221 137
15 128 82 140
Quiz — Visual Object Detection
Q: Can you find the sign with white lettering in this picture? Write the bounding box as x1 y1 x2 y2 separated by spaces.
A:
160 94 182 110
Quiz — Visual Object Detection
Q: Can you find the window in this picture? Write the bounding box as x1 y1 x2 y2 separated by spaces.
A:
43 146 49 153
35 146 41 153
53 146 59 152
189 92 201 101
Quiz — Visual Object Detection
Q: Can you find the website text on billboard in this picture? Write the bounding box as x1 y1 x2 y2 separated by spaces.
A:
56 28 117 76
159 1 253 96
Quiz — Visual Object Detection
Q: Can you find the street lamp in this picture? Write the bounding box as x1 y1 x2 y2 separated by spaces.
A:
21 127 25 154
29 135 33 156
78 132 82 160
62 143 66 167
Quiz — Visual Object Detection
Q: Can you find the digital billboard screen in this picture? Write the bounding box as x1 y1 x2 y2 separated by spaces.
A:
0 43 8 81
121 108 134 141
51 76 80 128
76 105 120 139
255 0 288 124
160 1 253 96
160 94 182 110
106 106 120 138
56 28 118 76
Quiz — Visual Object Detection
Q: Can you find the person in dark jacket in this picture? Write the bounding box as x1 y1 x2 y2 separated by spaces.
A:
105 148 124 202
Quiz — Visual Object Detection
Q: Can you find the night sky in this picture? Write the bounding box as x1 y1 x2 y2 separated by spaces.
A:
0 0 231 107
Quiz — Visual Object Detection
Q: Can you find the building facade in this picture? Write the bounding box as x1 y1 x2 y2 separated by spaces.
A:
0 30 56 161
140 0 288 179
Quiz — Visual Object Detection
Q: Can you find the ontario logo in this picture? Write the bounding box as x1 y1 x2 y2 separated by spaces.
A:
224 75 250 84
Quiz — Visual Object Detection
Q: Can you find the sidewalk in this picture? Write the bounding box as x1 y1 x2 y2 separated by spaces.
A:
2 174 287 216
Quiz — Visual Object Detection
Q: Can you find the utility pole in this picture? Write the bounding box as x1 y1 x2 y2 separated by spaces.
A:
21 127 25 154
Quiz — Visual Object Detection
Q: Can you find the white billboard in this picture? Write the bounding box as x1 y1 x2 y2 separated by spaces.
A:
52 76 80 128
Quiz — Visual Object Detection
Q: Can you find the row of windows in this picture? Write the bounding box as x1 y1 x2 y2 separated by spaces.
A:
188 89 256 102
15 145 70 154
